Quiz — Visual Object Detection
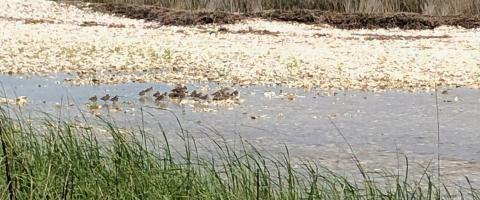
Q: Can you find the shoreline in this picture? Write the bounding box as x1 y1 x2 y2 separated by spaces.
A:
1 0 480 92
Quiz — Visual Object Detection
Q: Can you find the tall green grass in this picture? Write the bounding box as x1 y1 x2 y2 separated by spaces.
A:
70 0 480 15
0 109 478 199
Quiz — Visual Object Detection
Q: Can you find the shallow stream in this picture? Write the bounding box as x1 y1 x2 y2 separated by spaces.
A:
1 74 479 186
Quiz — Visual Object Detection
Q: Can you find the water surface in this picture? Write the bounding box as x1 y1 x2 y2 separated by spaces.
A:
1 74 479 186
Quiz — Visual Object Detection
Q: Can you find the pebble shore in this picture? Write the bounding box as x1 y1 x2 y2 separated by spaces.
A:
1 0 479 91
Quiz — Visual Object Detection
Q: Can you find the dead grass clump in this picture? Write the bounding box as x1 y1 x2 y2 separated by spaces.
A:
79 21 100 26
215 26 279 36
0 17 55 24
354 33 451 40
313 33 328 37
235 27 280 36
107 23 127 28
24 18 55 24
217 27 229 32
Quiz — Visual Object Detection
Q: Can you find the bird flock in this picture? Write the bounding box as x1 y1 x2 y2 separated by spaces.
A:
88 85 240 106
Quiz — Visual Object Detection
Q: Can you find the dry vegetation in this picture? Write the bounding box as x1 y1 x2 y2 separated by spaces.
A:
64 0 480 16
81 3 480 29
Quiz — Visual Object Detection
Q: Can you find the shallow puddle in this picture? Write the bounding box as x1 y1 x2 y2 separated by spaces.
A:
1 74 479 186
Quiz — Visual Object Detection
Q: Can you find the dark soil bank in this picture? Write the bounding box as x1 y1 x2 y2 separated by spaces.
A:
74 2 480 29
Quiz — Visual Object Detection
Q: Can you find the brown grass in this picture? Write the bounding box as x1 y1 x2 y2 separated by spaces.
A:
76 3 480 29
217 27 281 36
61 0 480 16
352 33 451 40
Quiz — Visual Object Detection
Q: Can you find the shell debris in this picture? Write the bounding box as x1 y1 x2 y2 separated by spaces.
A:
1 0 480 91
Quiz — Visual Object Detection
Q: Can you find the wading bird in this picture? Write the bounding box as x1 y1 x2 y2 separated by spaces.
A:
169 85 187 99
155 92 167 102
101 94 110 102
110 95 119 103
139 87 154 96
153 91 161 98
89 95 97 102
144 87 153 93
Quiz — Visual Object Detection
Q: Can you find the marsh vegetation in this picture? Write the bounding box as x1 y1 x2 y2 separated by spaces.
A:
0 110 478 199
69 0 480 16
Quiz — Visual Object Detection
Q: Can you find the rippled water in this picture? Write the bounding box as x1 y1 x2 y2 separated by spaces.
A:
1 74 479 186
